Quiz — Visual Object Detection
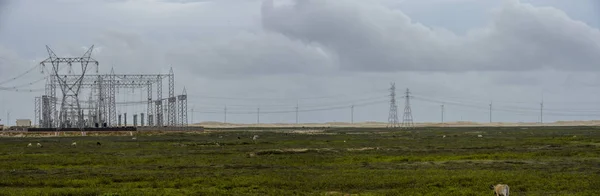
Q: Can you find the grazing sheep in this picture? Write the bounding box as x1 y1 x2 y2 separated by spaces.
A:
132 137 137 140
27 143 32 147
96 142 102 146
36 143 42 148
71 142 77 147
490 184 509 196
253 135 259 140
478 135 483 138
443 135 446 138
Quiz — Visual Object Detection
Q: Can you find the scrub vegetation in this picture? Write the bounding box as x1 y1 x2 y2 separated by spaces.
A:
1 126 599 195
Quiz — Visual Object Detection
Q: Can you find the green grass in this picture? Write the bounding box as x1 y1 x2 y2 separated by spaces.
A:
1 127 599 195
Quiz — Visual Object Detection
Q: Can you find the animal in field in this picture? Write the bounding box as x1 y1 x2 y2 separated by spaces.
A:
71 142 77 147
490 184 509 196
27 143 32 147
36 143 42 148
252 135 259 143
478 135 483 138
96 142 102 146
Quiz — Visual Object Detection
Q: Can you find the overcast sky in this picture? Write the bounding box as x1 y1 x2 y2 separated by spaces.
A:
1 0 600 125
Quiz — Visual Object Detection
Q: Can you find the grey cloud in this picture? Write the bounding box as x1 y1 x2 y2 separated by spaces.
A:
261 0 600 72
159 0 214 3
165 31 336 77
92 30 168 74
0 0 9 29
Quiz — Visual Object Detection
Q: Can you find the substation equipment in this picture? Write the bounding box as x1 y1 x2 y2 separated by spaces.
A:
32 46 188 130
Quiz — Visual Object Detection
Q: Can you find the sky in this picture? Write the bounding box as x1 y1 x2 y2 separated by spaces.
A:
1 0 600 125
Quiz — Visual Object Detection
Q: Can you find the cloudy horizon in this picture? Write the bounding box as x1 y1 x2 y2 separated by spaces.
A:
1 0 600 126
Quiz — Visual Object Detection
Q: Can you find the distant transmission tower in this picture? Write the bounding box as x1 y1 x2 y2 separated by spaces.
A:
387 83 399 128
401 88 414 129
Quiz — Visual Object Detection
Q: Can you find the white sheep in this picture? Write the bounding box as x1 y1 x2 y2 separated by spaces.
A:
490 184 509 196
71 142 77 147
27 143 32 147
443 135 446 138
132 137 137 140
478 135 483 138
37 143 42 147
252 135 259 143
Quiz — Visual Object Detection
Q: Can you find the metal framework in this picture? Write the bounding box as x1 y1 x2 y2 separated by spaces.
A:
387 83 399 128
168 68 176 126
35 47 188 129
34 97 41 127
401 88 414 129
178 87 188 126
40 46 98 130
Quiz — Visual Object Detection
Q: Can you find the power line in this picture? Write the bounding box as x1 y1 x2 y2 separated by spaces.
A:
192 99 386 115
414 94 600 117
0 64 65 92
0 62 42 86
188 94 387 109
0 87 45 92
188 88 388 101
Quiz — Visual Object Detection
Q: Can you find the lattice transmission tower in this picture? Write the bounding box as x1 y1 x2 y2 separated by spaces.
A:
168 68 176 126
40 45 98 130
387 83 399 128
401 88 414 129
177 87 188 126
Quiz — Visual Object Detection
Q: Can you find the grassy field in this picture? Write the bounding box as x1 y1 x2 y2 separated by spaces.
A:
1 126 599 195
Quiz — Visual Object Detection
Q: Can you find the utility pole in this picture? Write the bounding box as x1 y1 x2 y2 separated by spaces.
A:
540 91 544 124
295 101 299 124
224 105 227 124
441 104 444 123
7 110 10 127
489 101 492 123
540 102 544 124
351 104 354 124
257 107 260 124
191 106 194 125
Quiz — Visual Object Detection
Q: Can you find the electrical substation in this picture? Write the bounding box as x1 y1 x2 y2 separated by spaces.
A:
28 46 197 132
